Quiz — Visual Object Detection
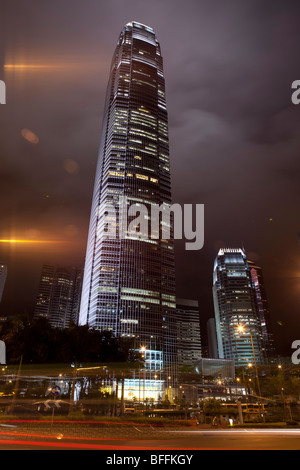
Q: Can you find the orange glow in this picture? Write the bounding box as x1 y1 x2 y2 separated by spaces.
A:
3 62 95 72
21 129 39 144
0 240 62 244
4 64 68 70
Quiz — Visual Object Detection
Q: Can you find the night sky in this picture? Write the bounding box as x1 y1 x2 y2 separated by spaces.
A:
1 0 300 355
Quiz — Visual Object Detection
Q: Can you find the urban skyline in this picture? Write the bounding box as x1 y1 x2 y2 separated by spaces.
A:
0 1 300 358
1 1 300 451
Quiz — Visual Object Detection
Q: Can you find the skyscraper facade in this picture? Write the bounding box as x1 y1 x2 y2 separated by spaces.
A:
0 264 7 305
79 22 177 381
213 248 264 367
176 299 202 365
34 265 83 329
248 260 275 359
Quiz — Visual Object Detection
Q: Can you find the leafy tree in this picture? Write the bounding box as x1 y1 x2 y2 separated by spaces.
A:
203 398 222 414
1 318 132 364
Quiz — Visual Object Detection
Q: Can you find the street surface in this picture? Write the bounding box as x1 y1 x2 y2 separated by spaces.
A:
0 422 299 450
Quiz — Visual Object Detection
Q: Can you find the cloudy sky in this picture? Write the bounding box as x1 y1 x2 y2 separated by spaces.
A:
1 0 300 353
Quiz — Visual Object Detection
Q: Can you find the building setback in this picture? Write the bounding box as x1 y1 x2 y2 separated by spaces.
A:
213 248 264 367
176 298 202 365
79 22 177 382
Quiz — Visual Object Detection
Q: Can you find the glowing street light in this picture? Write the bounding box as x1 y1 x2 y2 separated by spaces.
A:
237 324 265 422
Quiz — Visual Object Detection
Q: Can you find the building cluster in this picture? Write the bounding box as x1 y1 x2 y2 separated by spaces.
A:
0 23 276 402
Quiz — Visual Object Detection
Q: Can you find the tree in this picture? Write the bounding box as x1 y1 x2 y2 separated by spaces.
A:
203 398 222 414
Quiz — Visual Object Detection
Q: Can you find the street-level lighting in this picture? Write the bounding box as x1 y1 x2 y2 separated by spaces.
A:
237 324 265 422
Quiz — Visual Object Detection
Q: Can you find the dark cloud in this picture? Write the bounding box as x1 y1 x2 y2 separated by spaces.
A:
1 0 300 354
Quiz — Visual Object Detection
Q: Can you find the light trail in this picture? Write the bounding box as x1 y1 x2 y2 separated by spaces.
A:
168 428 300 435
0 430 129 442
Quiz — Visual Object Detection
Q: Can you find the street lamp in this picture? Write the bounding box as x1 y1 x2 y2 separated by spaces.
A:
139 346 146 409
237 324 265 422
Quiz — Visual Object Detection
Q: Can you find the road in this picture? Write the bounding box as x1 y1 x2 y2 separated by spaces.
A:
0 423 300 450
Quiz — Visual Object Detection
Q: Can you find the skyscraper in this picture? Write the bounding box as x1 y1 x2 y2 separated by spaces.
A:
0 264 7 305
176 299 202 365
248 260 275 359
79 22 177 381
213 248 264 367
34 265 83 329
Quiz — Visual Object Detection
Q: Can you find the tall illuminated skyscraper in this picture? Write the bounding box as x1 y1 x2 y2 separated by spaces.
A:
213 248 264 367
79 22 177 381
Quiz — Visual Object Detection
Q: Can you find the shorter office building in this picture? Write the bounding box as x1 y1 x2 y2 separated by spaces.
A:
34 265 83 328
176 299 202 365
194 358 235 381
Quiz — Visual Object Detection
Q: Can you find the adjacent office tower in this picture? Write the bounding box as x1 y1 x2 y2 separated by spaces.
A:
248 260 275 359
213 249 264 367
34 265 83 329
0 264 7 304
79 23 177 379
176 299 202 365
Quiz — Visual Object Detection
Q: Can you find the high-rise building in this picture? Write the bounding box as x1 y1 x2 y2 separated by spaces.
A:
34 265 83 328
176 299 202 365
33 264 55 320
213 248 264 367
0 264 7 304
248 260 275 359
79 22 177 383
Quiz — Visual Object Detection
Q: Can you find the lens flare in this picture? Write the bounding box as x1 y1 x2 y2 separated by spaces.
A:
0 240 61 244
21 129 39 144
